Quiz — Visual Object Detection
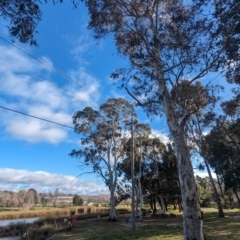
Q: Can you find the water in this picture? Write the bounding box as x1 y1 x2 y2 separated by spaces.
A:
0 218 39 227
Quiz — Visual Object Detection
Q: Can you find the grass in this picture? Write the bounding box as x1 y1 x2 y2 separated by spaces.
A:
51 208 240 240
203 210 240 240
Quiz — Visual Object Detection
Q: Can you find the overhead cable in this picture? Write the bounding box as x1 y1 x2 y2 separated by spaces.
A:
0 105 74 129
0 35 79 85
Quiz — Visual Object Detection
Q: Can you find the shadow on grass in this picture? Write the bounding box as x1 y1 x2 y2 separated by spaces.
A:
52 210 240 240
204 211 240 240
52 216 183 240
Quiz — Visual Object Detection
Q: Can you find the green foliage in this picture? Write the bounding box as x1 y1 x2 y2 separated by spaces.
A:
196 176 213 207
0 0 42 45
70 98 136 219
118 128 180 212
206 118 240 192
72 195 83 206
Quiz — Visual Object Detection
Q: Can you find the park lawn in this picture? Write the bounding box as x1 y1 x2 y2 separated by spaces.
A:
52 209 240 240
53 221 183 240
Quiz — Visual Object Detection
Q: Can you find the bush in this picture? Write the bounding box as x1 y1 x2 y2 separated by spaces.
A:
72 195 83 206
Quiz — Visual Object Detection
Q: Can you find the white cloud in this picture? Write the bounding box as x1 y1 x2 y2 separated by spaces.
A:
5 118 67 144
150 129 170 145
0 44 100 143
67 67 100 108
71 35 92 57
0 168 109 195
69 24 98 66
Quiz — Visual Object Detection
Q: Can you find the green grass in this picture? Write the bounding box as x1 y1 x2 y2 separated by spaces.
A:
53 221 183 240
52 209 240 240
203 211 240 240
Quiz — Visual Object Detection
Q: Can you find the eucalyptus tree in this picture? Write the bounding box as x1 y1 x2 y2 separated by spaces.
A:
210 0 240 88
116 122 151 216
83 1 232 238
161 143 181 211
69 98 136 220
118 134 179 214
205 0 240 118
206 118 240 206
195 176 214 207
145 141 180 212
134 123 151 218
189 113 225 218
25 188 38 205
146 137 167 213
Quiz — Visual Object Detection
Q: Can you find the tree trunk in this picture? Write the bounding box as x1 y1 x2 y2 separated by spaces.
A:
159 194 166 214
204 157 224 217
173 133 203 239
109 188 116 220
131 117 136 229
178 195 182 213
139 186 143 219
155 159 166 214
150 195 153 212
216 174 225 199
135 184 139 214
174 202 177 210
160 102 203 237
164 198 168 211
156 195 167 213
157 75 203 239
153 196 157 215
233 188 240 208
194 117 224 218
138 144 143 220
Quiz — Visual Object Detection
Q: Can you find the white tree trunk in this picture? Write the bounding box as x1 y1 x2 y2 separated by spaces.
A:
204 157 224 218
194 119 224 218
155 159 166 214
159 194 166 214
139 185 143 219
173 133 203 239
135 184 139 213
157 75 204 239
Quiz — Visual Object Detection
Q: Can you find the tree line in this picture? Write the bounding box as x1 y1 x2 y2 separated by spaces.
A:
0 188 86 208
69 96 240 218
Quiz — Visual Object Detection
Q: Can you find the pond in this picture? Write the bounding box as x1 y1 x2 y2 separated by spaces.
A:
0 218 39 227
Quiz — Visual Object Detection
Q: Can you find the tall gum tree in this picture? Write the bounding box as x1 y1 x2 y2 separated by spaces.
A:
134 123 151 218
84 0 231 238
69 98 136 220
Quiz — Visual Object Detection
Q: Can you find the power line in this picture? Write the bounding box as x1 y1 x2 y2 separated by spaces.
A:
0 35 79 85
0 105 74 129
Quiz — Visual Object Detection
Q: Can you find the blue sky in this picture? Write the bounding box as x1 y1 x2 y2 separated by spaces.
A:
0 1 224 195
